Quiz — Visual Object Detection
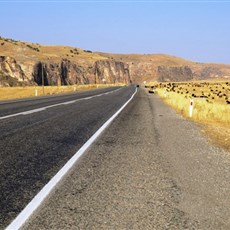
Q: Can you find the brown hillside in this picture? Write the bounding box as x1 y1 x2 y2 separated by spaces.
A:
97 52 230 83
1 36 230 86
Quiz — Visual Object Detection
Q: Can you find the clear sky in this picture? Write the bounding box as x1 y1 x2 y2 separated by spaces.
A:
1 0 230 64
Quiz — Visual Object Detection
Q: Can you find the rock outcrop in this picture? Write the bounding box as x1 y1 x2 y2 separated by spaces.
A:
157 66 193 82
197 66 223 79
94 60 130 84
98 53 230 83
1 36 230 86
0 56 131 86
0 56 32 86
33 60 91 86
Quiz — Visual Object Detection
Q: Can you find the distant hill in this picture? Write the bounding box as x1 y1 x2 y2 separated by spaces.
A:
1 36 230 86
97 52 230 83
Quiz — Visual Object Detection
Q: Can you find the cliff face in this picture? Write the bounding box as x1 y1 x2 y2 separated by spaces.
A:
157 66 193 82
33 60 91 86
127 61 230 83
0 36 132 86
32 60 130 86
98 53 230 83
0 56 32 86
0 56 131 86
195 66 223 79
1 36 230 86
94 60 130 84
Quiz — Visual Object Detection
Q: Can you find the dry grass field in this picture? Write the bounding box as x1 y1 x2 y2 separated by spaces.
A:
0 84 125 101
146 81 230 151
0 37 107 64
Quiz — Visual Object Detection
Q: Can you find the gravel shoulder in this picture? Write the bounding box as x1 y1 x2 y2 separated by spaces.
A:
23 87 230 230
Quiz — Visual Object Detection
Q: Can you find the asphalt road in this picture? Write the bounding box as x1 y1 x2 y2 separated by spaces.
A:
22 87 230 230
0 86 136 229
0 87 122 117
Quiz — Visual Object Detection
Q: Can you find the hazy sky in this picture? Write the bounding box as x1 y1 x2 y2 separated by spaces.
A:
1 0 230 64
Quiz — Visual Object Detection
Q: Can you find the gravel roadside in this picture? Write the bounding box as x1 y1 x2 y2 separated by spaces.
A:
23 87 230 230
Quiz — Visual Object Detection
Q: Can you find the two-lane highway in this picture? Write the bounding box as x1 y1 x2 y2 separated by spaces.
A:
0 87 122 118
20 87 230 229
2 86 230 229
0 85 136 228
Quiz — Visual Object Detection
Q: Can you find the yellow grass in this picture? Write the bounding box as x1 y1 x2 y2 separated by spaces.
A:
146 81 230 151
0 84 126 101
0 37 108 63
157 89 230 124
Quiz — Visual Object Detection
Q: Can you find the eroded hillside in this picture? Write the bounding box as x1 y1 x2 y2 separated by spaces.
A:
98 52 230 83
1 36 230 86
0 37 130 86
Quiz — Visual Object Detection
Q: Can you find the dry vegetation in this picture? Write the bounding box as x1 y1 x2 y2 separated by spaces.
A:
0 36 108 63
146 81 230 151
0 84 125 101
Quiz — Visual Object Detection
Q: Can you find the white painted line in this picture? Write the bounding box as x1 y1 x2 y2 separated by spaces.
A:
5 87 137 230
62 101 76 105
0 88 121 121
21 108 46 115
0 113 22 120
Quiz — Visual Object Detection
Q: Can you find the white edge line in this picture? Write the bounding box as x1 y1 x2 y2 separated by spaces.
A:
0 88 122 121
5 87 137 230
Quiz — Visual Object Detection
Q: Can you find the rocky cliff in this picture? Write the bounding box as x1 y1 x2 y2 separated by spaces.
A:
32 60 90 86
94 60 130 84
1 36 230 86
0 56 33 86
0 36 131 86
157 66 193 82
32 59 130 86
98 53 230 83
0 55 131 87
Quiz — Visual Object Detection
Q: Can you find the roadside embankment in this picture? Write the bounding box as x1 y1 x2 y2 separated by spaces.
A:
146 81 230 152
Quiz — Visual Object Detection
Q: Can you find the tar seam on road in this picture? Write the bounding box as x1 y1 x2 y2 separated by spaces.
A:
5 87 138 230
0 88 121 121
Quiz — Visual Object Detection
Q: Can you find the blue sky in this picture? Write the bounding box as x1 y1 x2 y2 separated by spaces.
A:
1 0 230 64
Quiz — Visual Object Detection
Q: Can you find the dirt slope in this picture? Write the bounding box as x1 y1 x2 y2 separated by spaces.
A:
1 36 230 86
